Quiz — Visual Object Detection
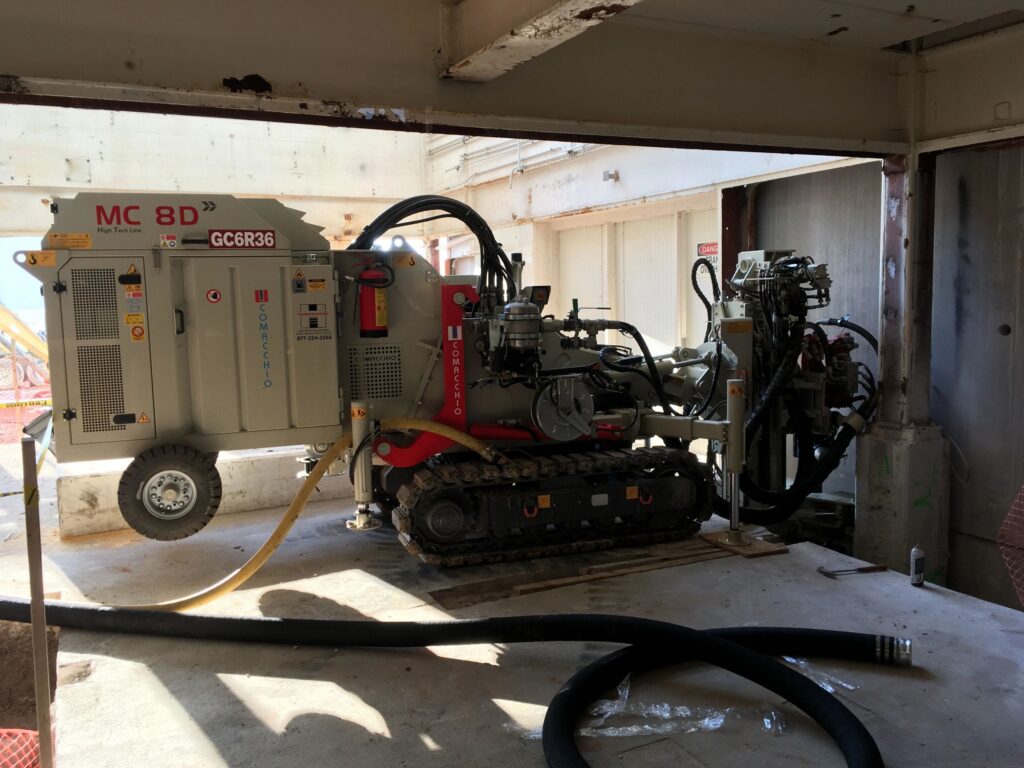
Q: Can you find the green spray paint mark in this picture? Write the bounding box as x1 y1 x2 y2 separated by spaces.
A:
913 490 932 509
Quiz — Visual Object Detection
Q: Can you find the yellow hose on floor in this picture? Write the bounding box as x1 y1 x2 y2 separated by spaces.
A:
127 418 501 612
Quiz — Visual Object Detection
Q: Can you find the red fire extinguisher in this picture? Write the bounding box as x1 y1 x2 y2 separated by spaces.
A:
358 264 393 338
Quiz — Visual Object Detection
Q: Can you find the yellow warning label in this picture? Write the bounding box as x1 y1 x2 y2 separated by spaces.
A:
727 383 746 396
726 319 754 334
127 264 139 275
23 250 57 268
124 313 144 325
351 406 367 419
626 486 639 501
45 232 92 249
138 412 151 424
537 494 552 509
374 288 388 327
308 278 327 291
395 254 417 268
0 399 51 409
293 268 305 279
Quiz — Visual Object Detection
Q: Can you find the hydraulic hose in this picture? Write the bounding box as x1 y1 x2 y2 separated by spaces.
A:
120 418 499 612
603 321 675 417
691 257 721 344
715 422 862 526
821 318 879 354
744 340 801 447
0 597 906 768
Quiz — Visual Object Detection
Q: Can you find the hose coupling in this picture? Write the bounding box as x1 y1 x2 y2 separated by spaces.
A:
876 634 913 666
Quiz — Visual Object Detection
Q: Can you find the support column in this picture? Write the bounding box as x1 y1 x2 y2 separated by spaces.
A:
855 153 950 582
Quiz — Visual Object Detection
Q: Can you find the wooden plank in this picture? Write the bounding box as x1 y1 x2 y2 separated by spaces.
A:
701 530 789 558
512 550 734 596
429 538 733 609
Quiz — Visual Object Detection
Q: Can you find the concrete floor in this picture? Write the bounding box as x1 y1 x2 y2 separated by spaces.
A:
1 442 1023 767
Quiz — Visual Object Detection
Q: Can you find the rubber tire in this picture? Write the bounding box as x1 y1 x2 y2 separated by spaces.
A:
117 444 223 541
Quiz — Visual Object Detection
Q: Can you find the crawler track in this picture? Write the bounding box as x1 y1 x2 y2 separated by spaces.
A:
392 446 713 565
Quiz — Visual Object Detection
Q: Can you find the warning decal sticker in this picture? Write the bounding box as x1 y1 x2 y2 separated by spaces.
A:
22 251 56 268
45 232 92 249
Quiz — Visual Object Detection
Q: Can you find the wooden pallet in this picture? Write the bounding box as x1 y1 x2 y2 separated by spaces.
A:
429 537 735 609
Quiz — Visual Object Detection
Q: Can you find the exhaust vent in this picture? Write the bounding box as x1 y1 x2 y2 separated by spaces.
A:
348 345 403 400
77 345 126 432
71 268 119 340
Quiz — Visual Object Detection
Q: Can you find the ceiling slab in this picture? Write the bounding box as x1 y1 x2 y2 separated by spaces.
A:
0 1 909 155
3 0 1018 154
616 0 1024 49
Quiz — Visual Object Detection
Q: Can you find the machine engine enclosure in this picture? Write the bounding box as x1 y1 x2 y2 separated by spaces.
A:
20 194 349 461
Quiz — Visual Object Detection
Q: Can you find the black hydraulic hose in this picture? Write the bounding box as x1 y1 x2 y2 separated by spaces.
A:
598 346 656 389
745 341 802 448
0 597 903 768
603 321 676 418
820 318 878 355
691 257 720 344
715 422 861 526
690 338 722 418
740 388 817 505
349 195 514 303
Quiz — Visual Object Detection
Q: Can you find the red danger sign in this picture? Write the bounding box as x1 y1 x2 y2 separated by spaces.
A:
209 229 277 249
698 242 719 257
206 289 222 303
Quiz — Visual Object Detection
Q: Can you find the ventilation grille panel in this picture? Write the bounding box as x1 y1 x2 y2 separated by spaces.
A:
348 345 403 400
71 268 119 340
77 345 126 432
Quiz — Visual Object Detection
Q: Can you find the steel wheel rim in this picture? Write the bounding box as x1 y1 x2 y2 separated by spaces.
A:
141 469 199 520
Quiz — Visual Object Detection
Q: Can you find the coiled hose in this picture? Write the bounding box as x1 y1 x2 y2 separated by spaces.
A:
119 418 499 612
0 596 904 768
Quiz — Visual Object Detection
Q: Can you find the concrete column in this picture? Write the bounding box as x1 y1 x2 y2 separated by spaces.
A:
854 153 950 583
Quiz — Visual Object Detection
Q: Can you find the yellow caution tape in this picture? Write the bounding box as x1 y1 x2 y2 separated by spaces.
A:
0 399 51 409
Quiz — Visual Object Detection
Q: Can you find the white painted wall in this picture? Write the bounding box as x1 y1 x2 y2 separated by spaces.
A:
555 225 607 320
0 104 425 236
427 135 838 232
619 216 680 356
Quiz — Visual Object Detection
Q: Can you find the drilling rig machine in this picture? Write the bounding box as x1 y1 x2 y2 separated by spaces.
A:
17 194 877 565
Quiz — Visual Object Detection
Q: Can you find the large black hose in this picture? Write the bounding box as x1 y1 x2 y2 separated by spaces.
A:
0 597 902 768
546 626 901 768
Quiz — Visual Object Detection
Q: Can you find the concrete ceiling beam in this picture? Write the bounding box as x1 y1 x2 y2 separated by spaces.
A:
441 0 641 81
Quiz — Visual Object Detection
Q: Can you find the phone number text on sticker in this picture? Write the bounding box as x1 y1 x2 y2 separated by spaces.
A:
208 230 277 249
